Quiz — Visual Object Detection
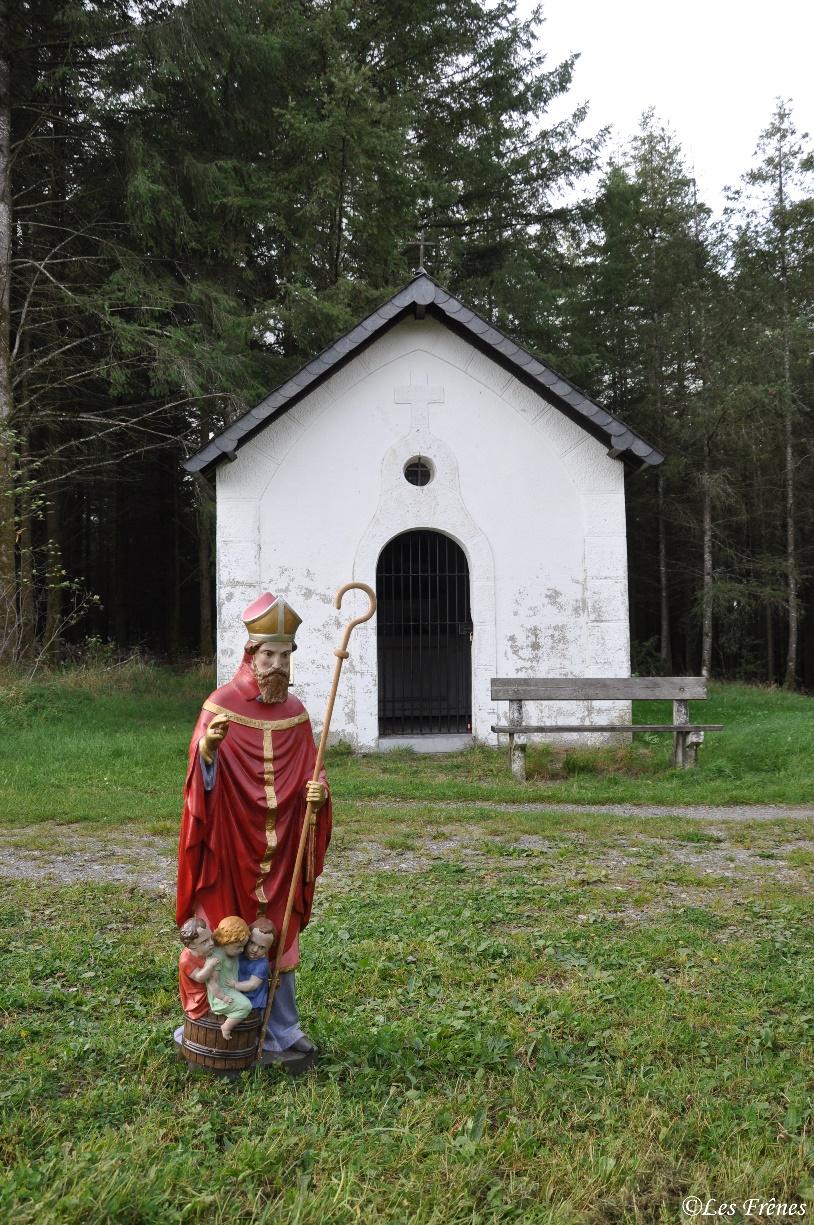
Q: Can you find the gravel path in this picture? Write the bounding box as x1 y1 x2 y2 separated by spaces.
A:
1 802 812 898
0 829 175 894
370 800 814 822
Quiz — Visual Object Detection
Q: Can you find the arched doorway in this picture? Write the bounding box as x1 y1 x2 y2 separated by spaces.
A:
377 530 472 736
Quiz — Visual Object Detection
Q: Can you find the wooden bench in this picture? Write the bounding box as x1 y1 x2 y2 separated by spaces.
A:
490 677 723 781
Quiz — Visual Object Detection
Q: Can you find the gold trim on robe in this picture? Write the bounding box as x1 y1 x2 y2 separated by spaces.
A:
202 700 309 732
199 699 308 912
255 726 277 909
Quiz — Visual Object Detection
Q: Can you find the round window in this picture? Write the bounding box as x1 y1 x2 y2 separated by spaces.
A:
404 456 433 487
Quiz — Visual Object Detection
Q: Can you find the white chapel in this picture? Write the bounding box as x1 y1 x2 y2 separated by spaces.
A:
184 272 662 750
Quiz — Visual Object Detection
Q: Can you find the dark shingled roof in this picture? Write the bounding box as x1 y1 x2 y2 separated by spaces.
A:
184 271 664 474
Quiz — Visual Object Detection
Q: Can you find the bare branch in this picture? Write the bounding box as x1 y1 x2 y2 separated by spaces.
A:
11 332 110 387
11 229 88 358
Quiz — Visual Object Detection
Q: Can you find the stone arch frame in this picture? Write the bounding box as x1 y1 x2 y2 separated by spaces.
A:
351 428 497 747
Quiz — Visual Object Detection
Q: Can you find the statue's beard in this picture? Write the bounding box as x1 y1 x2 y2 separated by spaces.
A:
253 664 289 704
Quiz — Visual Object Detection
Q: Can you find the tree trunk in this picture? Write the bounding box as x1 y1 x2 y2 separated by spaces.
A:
167 461 181 657
783 402 798 688
0 0 17 619
16 310 35 655
752 442 775 685
332 136 347 285
111 482 128 645
766 603 775 687
44 491 62 659
658 471 672 673
197 482 214 657
18 479 35 654
0 0 9 423
700 459 713 678
777 135 798 689
196 411 215 657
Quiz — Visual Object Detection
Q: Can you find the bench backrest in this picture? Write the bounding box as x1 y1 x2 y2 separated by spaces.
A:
491 677 707 701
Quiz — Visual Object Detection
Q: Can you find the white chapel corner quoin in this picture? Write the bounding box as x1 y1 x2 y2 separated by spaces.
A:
184 271 664 752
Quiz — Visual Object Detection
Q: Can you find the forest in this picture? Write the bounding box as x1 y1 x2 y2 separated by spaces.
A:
1 0 812 686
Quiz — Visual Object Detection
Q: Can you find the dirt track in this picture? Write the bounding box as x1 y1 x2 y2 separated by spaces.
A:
372 799 814 822
1 803 812 903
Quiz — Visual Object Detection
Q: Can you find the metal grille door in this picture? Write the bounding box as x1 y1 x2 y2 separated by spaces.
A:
377 530 472 736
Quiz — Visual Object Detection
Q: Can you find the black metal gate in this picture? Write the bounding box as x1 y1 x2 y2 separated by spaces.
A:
377 530 472 736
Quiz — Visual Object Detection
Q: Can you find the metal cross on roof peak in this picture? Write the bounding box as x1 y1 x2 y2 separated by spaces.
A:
406 229 435 271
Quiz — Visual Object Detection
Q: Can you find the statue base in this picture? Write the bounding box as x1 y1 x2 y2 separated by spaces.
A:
178 1010 260 1074
173 1023 317 1077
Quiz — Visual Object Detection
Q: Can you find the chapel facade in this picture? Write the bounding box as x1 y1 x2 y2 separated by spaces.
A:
185 273 662 750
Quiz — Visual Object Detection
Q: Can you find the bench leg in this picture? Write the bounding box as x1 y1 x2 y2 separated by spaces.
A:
508 700 527 783
686 729 704 768
673 699 689 769
510 738 527 783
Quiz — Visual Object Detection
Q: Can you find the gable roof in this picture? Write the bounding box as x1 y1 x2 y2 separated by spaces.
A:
184 271 664 474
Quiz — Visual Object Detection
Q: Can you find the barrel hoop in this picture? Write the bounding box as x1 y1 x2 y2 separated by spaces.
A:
182 1037 256 1062
186 1012 259 1032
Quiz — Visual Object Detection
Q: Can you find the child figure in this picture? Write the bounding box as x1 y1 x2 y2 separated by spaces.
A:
231 917 277 1013
209 915 253 1040
178 917 221 1020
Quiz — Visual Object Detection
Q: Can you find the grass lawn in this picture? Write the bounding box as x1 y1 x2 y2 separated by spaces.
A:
0 664 811 829
1 666 813 1222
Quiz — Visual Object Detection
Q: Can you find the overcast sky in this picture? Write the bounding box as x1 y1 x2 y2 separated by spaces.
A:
518 0 813 213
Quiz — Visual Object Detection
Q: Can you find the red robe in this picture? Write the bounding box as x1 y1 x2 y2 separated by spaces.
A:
178 948 209 1020
176 654 331 962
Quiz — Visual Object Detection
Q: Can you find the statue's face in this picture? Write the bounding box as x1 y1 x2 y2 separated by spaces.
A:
254 643 292 676
245 940 270 959
190 927 214 956
246 929 275 959
252 643 291 704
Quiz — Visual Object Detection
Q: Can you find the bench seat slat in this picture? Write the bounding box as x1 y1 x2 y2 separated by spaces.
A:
491 723 723 733
491 677 708 701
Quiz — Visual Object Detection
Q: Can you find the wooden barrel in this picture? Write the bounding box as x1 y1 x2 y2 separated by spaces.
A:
181 1010 260 1073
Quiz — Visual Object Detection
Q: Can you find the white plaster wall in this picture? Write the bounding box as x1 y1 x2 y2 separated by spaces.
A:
216 316 630 748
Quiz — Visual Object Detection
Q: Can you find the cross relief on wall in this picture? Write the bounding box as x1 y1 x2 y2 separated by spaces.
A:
394 379 445 431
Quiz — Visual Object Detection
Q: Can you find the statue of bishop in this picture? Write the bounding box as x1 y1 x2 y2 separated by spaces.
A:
176 592 331 1063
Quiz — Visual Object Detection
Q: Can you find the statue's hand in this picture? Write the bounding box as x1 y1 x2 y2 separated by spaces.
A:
305 780 327 809
199 714 230 764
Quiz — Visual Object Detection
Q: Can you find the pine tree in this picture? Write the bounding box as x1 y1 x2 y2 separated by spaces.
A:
0 0 15 623
732 101 814 688
3 0 140 657
568 113 715 672
4 0 600 656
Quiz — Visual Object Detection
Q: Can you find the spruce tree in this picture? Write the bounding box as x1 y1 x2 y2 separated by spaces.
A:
731 101 814 688
568 113 723 673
